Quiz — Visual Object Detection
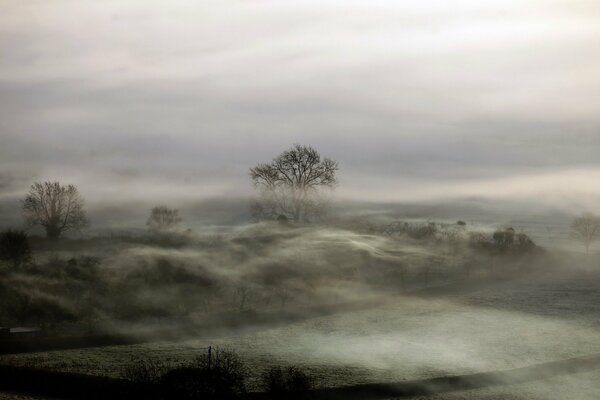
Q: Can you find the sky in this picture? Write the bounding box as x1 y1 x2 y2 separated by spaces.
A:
1 0 599 211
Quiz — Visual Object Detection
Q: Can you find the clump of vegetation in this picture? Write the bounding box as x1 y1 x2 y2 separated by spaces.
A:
262 365 313 400
0 229 31 270
147 205 183 233
382 221 439 240
123 348 247 400
122 358 169 385
277 214 290 225
122 351 315 400
469 228 535 255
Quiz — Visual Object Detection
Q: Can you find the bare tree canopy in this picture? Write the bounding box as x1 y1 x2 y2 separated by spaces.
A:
22 181 89 239
571 213 600 254
147 205 182 232
250 144 338 222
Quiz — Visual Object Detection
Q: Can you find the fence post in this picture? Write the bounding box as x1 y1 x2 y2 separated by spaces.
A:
208 346 212 370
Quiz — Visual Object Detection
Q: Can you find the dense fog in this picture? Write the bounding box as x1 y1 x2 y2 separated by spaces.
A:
2 1 600 399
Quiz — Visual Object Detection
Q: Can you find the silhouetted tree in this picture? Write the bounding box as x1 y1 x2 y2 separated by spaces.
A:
0 229 31 269
147 206 182 232
250 144 338 222
22 181 88 239
571 213 600 254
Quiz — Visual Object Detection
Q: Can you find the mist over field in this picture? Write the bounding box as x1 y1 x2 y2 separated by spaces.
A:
1 1 600 400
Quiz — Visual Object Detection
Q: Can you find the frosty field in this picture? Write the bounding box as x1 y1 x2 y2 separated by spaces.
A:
3 262 600 399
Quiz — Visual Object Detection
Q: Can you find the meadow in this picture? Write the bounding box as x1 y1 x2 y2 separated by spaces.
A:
1 219 599 399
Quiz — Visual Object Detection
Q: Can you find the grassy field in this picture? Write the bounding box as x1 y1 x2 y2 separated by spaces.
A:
1 222 599 399
3 262 600 398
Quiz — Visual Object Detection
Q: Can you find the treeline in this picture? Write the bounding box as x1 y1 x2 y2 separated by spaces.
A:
371 220 537 254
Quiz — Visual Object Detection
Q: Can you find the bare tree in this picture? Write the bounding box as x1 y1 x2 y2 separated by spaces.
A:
249 144 338 222
274 286 291 311
146 205 182 232
234 283 253 311
22 181 88 239
571 213 600 254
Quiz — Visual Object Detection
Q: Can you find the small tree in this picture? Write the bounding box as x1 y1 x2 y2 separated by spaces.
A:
250 144 338 222
147 206 182 232
0 229 31 269
22 181 88 239
571 213 600 254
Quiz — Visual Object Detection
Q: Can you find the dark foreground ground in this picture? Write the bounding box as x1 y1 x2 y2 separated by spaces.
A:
2 352 600 400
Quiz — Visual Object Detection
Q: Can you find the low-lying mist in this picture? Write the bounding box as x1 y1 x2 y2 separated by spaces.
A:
2 216 600 399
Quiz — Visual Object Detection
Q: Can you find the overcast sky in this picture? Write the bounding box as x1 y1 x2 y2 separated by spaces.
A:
1 0 599 211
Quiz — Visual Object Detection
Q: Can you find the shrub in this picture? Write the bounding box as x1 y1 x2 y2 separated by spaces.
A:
122 358 169 385
158 348 247 400
160 366 245 400
383 221 438 240
123 350 247 400
276 214 289 225
262 365 313 400
470 228 535 254
0 229 31 269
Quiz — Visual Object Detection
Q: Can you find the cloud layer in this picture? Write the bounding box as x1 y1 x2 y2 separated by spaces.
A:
1 0 599 210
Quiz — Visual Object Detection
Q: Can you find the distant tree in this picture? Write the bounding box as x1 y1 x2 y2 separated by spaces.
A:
147 206 182 232
0 229 31 269
274 286 291 311
22 181 88 239
571 213 600 254
234 283 252 311
250 144 338 222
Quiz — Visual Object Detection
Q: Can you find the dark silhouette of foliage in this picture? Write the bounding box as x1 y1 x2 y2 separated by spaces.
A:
0 229 31 269
470 228 535 255
122 349 247 399
493 227 515 251
122 358 168 385
22 181 88 239
262 365 313 400
147 205 182 232
276 214 289 225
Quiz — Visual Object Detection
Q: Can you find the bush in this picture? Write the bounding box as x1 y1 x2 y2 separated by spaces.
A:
262 365 313 400
159 348 247 400
0 229 31 269
122 349 247 400
383 221 438 240
122 358 169 385
160 366 245 400
276 214 289 225
470 228 535 254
